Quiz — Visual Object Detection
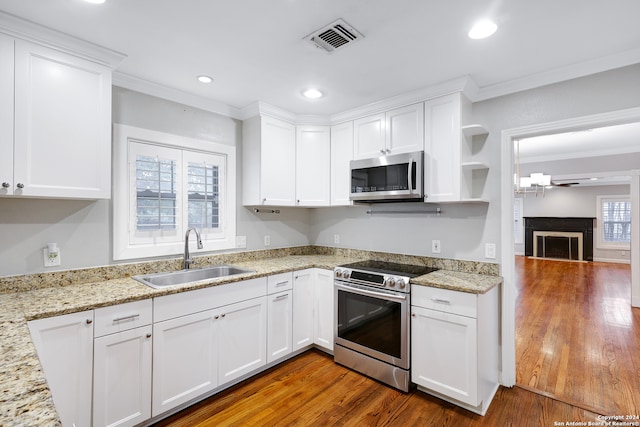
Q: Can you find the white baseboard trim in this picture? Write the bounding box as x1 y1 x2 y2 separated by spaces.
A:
593 257 631 264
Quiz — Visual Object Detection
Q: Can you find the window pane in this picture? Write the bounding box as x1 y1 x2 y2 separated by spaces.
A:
187 162 219 229
602 200 631 243
136 155 177 231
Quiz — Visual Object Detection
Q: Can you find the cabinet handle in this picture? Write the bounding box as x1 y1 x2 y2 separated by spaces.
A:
86 319 93 325
262 198 267 204
274 294 289 301
146 333 152 339
221 313 226 318
411 313 416 317
1 182 9 188
431 298 451 305
275 281 289 287
379 149 385 154
112 314 140 323
214 315 220 319
16 183 24 189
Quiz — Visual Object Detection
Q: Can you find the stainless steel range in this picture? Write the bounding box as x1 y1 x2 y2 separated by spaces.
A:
334 260 438 392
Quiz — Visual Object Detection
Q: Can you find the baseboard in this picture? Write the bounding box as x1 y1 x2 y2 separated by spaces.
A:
593 257 631 264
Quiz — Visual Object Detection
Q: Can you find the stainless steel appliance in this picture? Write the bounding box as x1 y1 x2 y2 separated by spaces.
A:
334 260 438 392
350 151 423 203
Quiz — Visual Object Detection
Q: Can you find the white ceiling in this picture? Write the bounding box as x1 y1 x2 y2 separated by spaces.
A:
1 0 639 116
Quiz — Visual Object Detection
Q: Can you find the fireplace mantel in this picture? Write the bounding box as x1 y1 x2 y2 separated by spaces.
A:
524 217 595 261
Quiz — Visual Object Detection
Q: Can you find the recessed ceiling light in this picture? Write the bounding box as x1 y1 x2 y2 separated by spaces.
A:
468 20 498 39
302 88 324 99
84 0 106 4
590 177 599 181
197 75 214 84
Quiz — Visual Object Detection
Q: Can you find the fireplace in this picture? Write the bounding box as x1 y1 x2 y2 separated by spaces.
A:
524 217 595 261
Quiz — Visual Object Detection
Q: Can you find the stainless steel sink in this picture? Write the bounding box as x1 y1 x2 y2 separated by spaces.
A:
133 265 255 289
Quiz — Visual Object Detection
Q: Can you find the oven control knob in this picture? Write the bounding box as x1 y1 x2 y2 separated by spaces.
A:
386 277 396 287
398 279 407 289
335 269 343 278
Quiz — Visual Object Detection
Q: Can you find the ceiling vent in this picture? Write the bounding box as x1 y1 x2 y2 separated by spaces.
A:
304 19 364 53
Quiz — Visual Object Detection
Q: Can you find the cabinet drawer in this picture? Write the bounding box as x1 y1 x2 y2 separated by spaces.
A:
267 272 293 294
154 277 267 322
94 299 153 337
411 285 477 318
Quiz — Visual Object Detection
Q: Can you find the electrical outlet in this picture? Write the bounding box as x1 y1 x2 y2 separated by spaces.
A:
431 240 441 254
264 235 271 246
334 234 340 244
43 243 61 267
485 243 496 259
236 236 247 249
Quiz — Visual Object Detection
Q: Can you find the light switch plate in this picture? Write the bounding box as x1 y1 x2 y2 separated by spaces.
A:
485 243 496 259
431 240 441 254
264 235 271 246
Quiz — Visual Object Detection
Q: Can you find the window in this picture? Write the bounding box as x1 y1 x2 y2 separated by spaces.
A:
596 195 631 250
113 124 236 260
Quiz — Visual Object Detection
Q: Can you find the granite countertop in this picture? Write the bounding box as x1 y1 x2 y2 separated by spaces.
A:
0 253 501 426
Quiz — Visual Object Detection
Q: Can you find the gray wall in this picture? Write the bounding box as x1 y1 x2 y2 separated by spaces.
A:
515 184 631 262
1 64 639 277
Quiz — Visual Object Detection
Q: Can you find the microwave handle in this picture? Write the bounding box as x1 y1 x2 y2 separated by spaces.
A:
408 158 414 194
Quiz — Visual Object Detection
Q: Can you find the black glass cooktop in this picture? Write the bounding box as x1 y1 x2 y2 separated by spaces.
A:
339 260 438 277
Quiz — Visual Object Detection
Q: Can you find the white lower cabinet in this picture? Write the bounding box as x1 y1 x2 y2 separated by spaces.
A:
28 311 94 427
152 309 219 416
411 285 499 415
292 268 334 352
93 326 152 427
93 299 153 427
152 278 267 416
313 268 334 352
267 272 293 363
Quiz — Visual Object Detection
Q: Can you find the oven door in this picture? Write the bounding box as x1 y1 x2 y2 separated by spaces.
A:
334 281 409 369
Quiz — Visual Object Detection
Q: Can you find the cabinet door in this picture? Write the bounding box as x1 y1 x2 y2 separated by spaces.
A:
411 305 478 406
353 113 385 159
330 122 354 206
296 125 330 206
0 34 13 195
386 103 424 155
313 269 334 352
152 310 218 416
93 326 152 427
292 269 314 350
218 296 267 384
28 311 94 427
267 290 293 363
424 94 461 202
260 116 296 205
13 40 112 199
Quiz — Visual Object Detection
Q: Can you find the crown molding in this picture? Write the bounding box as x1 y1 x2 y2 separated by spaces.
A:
0 11 126 68
475 47 640 101
113 72 243 120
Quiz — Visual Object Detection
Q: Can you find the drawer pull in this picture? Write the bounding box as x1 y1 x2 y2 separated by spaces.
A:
275 281 289 287
274 294 289 301
431 298 451 305
112 314 140 323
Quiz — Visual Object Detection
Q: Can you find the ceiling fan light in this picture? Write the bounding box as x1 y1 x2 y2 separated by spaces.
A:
468 20 497 39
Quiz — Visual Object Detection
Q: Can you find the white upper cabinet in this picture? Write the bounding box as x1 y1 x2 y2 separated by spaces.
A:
0 34 13 194
243 115 296 206
1 38 112 198
296 125 330 206
353 103 424 159
424 92 489 203
330 121 354 206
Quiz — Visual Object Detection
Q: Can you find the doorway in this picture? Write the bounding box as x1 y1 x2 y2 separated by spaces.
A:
499 107 640 392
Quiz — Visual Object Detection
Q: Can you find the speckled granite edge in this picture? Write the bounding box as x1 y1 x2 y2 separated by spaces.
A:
0 246 499 294
411 270 502 294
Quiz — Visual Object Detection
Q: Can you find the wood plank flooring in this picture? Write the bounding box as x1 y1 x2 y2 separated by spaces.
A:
153 350 601 427
515 256 639 415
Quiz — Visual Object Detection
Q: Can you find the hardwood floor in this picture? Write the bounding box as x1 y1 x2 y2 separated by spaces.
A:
153 350 602 427
515 256 639 415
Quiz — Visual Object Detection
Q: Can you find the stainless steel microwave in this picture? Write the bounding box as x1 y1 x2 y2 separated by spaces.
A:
350 151 423 202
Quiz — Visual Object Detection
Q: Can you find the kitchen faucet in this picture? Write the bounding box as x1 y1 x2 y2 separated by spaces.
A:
183 227 203 269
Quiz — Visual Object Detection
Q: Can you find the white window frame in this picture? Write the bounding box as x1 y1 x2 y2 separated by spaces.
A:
113 124 236 260
596 195 631 250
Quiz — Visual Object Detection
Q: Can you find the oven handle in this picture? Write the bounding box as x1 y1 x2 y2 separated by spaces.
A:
335 282 407 302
